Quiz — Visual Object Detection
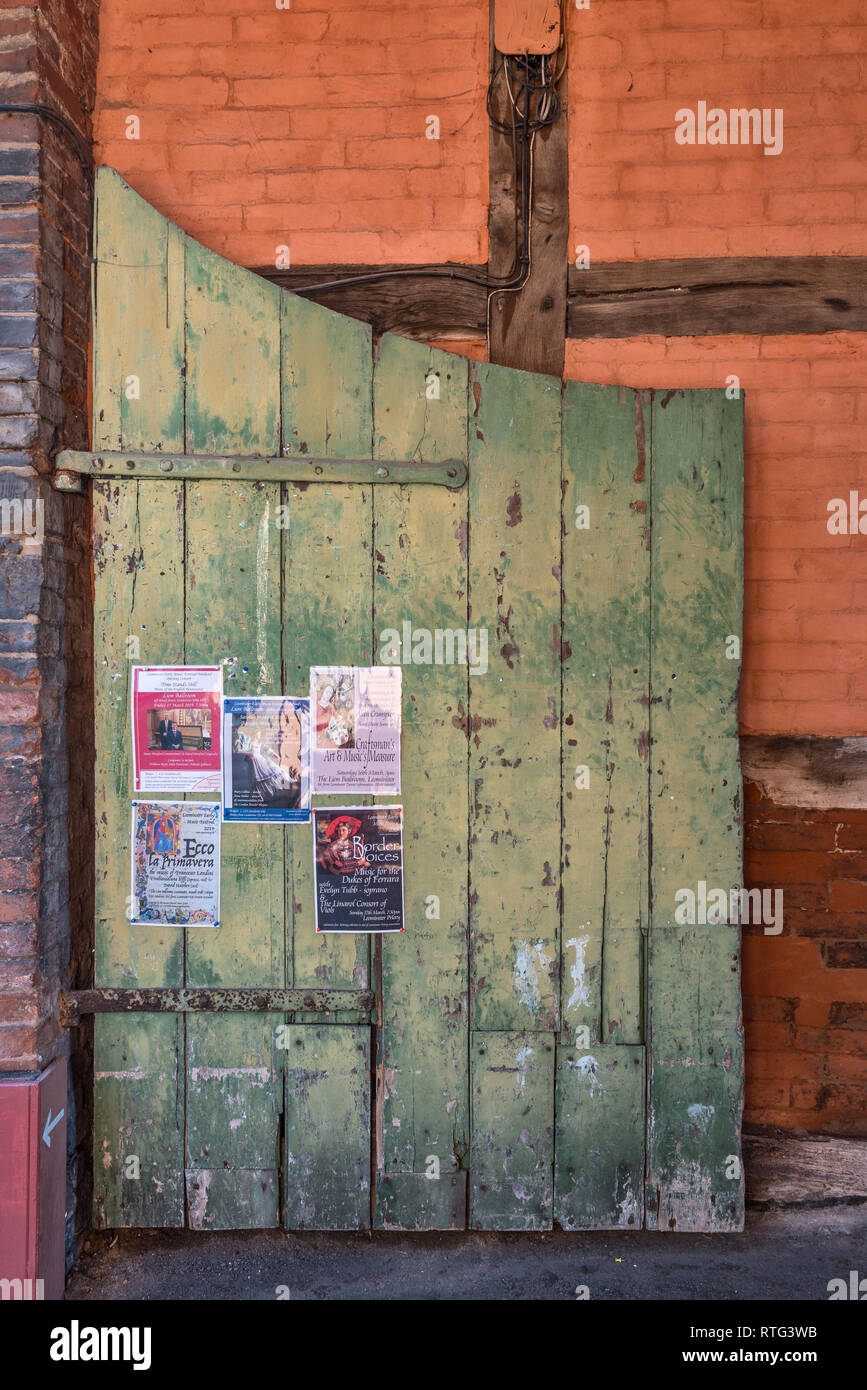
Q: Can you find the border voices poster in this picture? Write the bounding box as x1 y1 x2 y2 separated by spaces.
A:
130 801 220 928
131 666 222 793
313 806 404 934
310 666 401 795
222 696 310 822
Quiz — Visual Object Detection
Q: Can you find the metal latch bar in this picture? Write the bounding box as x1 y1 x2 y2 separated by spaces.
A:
54 450 467 491
61 987 375 1027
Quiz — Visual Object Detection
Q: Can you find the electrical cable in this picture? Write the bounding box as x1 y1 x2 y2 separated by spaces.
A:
0 102 94 191
294 26 565 299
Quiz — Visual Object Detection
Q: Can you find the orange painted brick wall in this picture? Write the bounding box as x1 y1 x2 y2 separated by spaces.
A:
94 0 489 266
568 0 866 259
564 334 867 740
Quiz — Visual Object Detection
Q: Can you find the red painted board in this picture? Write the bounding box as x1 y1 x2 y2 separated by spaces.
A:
0 1058 67 1300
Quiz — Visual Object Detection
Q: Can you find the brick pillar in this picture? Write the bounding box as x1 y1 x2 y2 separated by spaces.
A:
0 0 97 1272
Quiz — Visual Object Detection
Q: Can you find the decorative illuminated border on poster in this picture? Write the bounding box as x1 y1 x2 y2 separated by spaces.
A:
130 800 220 928
131 666 222 793
310 665 401 795
312 805 404 934
222 696 310 822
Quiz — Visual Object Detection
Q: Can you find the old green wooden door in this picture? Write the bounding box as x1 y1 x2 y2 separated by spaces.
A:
88 168 744 1233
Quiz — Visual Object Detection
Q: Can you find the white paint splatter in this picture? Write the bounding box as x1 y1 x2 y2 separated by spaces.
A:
514 940 551 1014
687 1103 715 1133
189 1066 271 1083
514 1045 534 1093
568 1053 604 1098
565 935 590 1012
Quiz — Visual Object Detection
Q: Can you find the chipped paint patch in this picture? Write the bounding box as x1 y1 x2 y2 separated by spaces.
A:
189 1066 271 1083
514 939 552 1014
514 1044 534 1093
565 935 591 1012
687 1102 715 1133
568 1053 604 1098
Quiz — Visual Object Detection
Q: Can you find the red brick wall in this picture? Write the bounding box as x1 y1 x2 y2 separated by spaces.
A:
744 787 867 1137
0 0 97 1259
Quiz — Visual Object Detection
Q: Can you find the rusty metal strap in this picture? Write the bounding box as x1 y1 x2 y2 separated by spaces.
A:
53 450 467 491
61 987 375 1027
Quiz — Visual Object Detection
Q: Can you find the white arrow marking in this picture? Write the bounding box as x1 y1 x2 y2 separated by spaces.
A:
42 1108 64 1147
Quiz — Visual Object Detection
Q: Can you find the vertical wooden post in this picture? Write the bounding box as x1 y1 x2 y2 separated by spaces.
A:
487 3 569 377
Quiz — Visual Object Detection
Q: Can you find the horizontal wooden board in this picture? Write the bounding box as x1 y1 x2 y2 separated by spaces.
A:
568 257 867 338
741 734 867 810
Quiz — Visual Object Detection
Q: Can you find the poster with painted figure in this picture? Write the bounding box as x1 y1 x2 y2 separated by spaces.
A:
130 801 220 927
222 695 310 822
131 665 222 792
313 805 404 933
310 665 401 794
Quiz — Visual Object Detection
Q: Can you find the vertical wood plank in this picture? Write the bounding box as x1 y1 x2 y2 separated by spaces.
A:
468 361 561 1033
92 168 185 1227
183 242 284 1229
371 335 470 1225
561 382 649 1047
647 388 744 1232
280 291 374 1228
469 1031 554 1230
281 292 373 1007
554 1043 644 1230
284 1025 371 1230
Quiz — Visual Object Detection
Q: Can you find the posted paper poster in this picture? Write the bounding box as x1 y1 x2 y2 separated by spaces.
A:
222 696 310 822
130 801 220 927
132 666 222 793
313 806 404 934
310 665 401 795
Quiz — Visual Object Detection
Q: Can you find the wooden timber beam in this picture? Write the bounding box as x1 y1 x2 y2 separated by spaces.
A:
568 257 867 339
254 263 487 341
256 257 867 347
741 734 867 811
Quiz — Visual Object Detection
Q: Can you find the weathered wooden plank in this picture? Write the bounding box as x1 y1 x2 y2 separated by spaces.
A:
183 240 284 1229
561 383 649 1047
554 1043 644 1230
376 1170 467 1231
280 291 375 1230
370 334 470 1225
93 1016 184 1230
281 290 373 1019
743 1128 867 1206
470 1031 555 1230
92 166 185 1228
567 256 867 339
186 1169 278 1231
258 263 487 341
284 1025 371 1230
468 362 561 1033
741 735 867 811
488 76 568 376
646 388 744 1232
